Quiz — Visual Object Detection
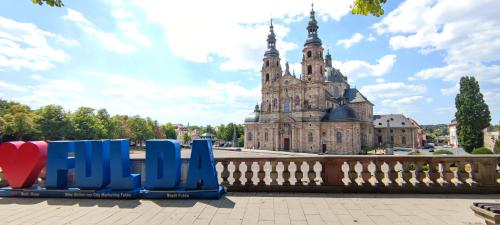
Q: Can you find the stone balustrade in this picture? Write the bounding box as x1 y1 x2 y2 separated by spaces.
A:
210 155 500 193
1 156 499 193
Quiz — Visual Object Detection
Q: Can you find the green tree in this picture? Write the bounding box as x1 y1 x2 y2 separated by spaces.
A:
351 0 387 16
202 125 214 134
36 104 70 140
110 115 131 139
182 132 192 144
163 123 177 139
216 124 226 140
126 116 152 146
151 120 165 139
96 108 115 139
32 0 63 7
70 107 105 140
1 103 37 140
455 76 491 153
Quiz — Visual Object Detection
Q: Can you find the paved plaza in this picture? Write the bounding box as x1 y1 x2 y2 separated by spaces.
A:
0 193 498 225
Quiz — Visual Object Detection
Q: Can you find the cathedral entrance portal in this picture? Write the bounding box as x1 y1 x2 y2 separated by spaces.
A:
284 138 290 151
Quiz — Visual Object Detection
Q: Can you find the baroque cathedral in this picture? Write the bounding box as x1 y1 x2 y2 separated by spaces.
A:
244 6 374 154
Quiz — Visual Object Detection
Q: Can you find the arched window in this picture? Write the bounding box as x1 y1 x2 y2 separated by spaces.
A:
307 51 312 58
295 96 300 106
264 132 268 141
308 132 313 143
284 96 290 112
266 60 269 67
268 104 271 112
247 132 253 141
336 131 342 143
277 61 279 66
333 87 339 97
265 73 269 82
402 136 406 145
307 65 312 74
272 98 277 108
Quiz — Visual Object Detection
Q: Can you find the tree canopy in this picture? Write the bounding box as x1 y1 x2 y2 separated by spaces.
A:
455 76 491 152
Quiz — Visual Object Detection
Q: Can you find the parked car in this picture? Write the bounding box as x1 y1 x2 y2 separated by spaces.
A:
424 143 435 152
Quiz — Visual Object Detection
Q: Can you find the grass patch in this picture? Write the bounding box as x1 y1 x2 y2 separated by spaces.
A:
432 149 453 155
471 147 493 154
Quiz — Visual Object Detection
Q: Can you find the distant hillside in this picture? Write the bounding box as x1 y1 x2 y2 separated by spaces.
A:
422 124 449 137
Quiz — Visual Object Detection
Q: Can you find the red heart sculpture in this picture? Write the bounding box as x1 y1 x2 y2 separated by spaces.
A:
0 141 47 189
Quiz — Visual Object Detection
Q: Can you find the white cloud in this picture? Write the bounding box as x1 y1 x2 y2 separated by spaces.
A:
375 78 384 83
0 80 28 92
14 72 261 125
63 8 149 54
367 33 376 42
360 82 427 99
440 84 459 95
332 55 397 80
382 96 423 105
31 74 43 80
337 33 363 48
0 16 69 71
374 0 500 85
125 0 352 71
413 63 500 84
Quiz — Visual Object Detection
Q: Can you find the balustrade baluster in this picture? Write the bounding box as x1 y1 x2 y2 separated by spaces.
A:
295 161 304 186
282 161 291 186
245 161 254 186
233 161 242 186
270 161 278 186
347 161 358 187
220 160 230 187
307 161 316 186
442 162 454 187
427 161 440 188
257 160 266 186
360 160 371 187
401 161 413 188
373 160 385 187
387 160 398 187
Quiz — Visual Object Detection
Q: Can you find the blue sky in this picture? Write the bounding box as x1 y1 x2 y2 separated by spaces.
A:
0 0 499 126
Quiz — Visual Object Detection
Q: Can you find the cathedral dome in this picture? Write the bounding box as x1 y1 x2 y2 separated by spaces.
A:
321 105 357 122
245 105 260 122
244 112 259 122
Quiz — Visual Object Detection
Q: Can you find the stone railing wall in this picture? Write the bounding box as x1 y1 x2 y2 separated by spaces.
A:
1 156 499 194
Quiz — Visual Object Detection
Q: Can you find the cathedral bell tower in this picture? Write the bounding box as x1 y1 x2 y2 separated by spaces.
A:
301 4 324 83
262 19 282 86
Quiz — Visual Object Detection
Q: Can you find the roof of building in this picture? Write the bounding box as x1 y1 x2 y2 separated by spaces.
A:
321 105 358 122
326 67 346 82
344 88 372 104
373 114 416 128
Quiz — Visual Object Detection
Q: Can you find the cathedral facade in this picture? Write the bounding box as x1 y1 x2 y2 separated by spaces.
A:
244 7 374 154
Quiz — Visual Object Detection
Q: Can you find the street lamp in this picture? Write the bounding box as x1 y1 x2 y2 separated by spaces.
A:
386 118 394 155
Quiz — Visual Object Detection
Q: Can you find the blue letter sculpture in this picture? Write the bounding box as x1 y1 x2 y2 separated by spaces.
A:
46 141 75 189
74 140 110 189
109 139 140 190
186 139 218 190
145 139 181 189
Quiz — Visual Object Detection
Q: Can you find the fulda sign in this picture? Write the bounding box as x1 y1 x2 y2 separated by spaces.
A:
0 139 224 199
